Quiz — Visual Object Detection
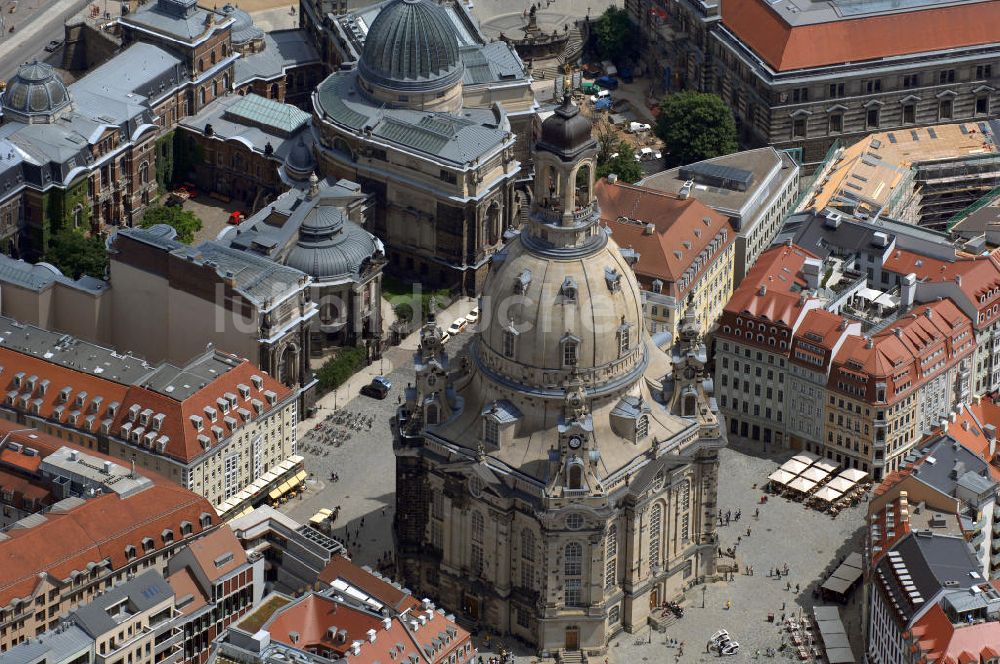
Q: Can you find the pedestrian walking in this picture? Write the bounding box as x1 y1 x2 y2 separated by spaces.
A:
747 527 752 537
755 507 760 519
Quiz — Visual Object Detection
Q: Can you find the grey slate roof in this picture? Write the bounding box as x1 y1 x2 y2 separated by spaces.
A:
120 0 233 43
73 570 174 637
178 93 313 161
876 531 981 624
909 434 996 504
225 180 382 282
118 226 309 308
0 253 108 293
314 70 510 166
356 0 463 93
460 43 525 86
233 30 320 85
220 3 263 44
0 623 92 664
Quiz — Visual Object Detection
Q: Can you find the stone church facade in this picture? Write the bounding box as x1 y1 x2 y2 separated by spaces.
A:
393 95 725 656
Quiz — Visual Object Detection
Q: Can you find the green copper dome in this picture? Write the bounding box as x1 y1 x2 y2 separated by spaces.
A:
358 0 464 93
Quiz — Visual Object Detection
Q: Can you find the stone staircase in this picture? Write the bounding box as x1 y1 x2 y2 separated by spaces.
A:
559 25 584 66
557 649 586 664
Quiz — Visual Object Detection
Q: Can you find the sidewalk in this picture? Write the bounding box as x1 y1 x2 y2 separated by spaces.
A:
296 295 477 435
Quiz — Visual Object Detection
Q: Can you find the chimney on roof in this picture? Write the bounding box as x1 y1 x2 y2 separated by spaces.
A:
336 629 348 644
350 641 362 656
68 450 78 462
985 424 996 441
367 628 377 643
901 273 916 309
963 420 971 431
956 275 963 286
951 412 958 423
865 337 874 349
758 285 767 296
924 308 933 319
839 319 848 331
785 238 793 247
802 257 822 291
382 617 392 631
643 223 654 235
103 460 112 475
893 328 902 338
678 180 693 199
941 419 949 433
607 173 618 184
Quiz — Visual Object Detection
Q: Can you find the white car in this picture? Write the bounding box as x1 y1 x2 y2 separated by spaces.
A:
589 90 610 103
447 317 467 335
635 147 662 161
466 307 479 324
628 122 651 133
440 331 451 344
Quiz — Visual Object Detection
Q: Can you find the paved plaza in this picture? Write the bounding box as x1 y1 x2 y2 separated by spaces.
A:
472 0 615 40
281 371 869 664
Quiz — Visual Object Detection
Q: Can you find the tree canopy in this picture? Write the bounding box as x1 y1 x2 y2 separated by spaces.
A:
593 6 635 62
45 230 108 280
596 141 645 184
655 91 739 168
141 205 203 244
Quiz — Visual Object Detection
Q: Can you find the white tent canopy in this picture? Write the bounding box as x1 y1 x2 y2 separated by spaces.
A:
814 486 843 503
788 476 817 493
838 468 868 483
791 451 820 466
813 460 839 474
769 469 797 485
802 466 832 483
826 476 856 493
780 458 810 475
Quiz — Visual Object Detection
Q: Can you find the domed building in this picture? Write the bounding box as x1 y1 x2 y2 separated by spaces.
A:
393 95 724 654
223 175 385 352
1 62 73 125
311 0 536 295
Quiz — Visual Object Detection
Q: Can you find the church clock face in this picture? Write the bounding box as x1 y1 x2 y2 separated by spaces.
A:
568 435 582 449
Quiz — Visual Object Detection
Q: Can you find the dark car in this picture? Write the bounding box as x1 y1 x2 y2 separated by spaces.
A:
44 40 62 53
360 376 392 399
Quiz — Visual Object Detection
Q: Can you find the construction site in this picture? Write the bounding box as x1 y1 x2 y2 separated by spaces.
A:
798 120 1000 232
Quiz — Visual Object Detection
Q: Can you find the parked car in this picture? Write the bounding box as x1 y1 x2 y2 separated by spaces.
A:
635 147 662 161
589 89 610 103
466 307 480 324
627 122 652 133
593 98 613 112
44 40 62 52
360 376 392 399
595 75 618 90
447 317 467 335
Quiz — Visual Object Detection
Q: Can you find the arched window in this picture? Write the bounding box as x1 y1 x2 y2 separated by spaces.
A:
617 325 630 357
574 163 592 208
564 542 582 576
199 87 206 106
520 528 535 589
139 162 149 185
502 329 516 358
568 462 583 490
211 50 217 65
606 524 618 587
471 511 484 543
198 58 204 72
649 503 662 568
425 403 439 425
270 83 279 99
636 415 649 441
565 542 583 606
212 80 218 98
484 417 499 446
221 43 227 57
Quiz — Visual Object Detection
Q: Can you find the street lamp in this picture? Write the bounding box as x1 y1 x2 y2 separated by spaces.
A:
702 584 707 608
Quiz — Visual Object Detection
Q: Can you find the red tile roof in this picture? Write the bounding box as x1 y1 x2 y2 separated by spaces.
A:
722 0 1000 72
0 470 215 608
596 179 734 296
115 359 291 463
0 344 291 464
166 567 208 616
318 555 420 612
828 299 973 402
184 526 248 583
790 309 852 369
883 249 1000 327
912 602 1000 664
949 399 1000 481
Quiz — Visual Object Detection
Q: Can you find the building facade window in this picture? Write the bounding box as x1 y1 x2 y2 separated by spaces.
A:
649 503 662 568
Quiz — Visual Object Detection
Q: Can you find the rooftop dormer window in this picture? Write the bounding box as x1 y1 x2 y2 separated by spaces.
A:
560 277 578 303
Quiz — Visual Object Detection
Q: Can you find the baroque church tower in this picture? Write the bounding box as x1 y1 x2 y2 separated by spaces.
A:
393 93 725 655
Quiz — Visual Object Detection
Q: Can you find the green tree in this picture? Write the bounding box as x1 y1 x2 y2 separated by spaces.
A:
655 91 738 168
141 205 203 244
315 346 367 394
596 141 645 184
45 230 108 279
593 6 635 62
